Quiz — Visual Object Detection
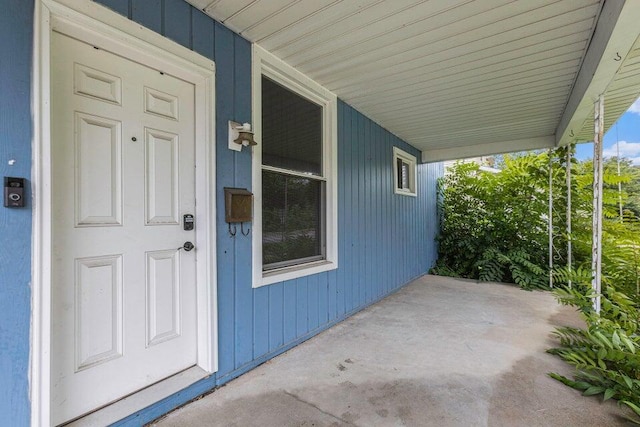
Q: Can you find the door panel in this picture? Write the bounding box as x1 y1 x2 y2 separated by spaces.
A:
74 112 123 226
51 30 198 425
75 254 123 371
73 63 122 105
146 249 182 347
145 128 180 225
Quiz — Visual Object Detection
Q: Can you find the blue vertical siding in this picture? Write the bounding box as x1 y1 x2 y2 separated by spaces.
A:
0 1 441 425
338 102 441 300
0 1 34 426
212 21 237 378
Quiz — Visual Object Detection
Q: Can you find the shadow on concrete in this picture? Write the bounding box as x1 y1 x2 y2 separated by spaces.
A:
153 275 630 427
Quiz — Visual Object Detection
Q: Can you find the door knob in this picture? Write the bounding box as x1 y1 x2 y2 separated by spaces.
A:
180 241 195 252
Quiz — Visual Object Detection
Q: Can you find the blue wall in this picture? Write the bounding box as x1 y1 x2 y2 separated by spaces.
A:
0 1 34 426
0 1 441 425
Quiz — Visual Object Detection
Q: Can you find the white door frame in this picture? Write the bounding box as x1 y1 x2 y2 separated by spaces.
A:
31 1 217 425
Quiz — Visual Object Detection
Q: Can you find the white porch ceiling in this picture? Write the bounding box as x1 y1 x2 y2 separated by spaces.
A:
186 0 640 162
575 34 640 141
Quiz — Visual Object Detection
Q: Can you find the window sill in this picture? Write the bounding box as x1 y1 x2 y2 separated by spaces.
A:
254 259 337 288
394 189 417 197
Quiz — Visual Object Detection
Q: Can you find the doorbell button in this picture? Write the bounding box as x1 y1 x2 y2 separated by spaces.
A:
4 177 26 208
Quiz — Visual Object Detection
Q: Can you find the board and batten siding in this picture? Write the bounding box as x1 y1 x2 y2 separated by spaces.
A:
0 1 441 425
0 0 34 426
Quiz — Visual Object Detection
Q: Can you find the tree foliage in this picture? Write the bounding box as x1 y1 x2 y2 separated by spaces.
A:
433 148 640 296
432 150 563 289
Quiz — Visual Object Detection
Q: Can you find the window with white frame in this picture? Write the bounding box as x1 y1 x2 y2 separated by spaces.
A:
393 147 417 196
252 46 338 287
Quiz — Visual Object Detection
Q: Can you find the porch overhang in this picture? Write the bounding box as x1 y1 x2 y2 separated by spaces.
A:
186 0 640 162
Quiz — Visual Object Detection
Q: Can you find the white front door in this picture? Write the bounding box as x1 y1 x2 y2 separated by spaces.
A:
50 30 198 425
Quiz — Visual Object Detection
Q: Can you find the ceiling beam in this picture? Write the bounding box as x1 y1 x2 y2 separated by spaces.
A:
422 136 555 163
555 0 640 146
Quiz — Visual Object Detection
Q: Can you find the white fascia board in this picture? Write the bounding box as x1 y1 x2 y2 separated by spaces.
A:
555 0 640 146
421 135 555 163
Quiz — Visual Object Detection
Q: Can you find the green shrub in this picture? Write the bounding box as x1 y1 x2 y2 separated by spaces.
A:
433 151 563 288
434 148 640 296
549 277 640 423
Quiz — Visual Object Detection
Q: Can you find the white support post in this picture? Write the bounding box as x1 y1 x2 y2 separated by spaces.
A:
592 96 604 314
566 146 572 289
616 125 623 221
549 149 554 288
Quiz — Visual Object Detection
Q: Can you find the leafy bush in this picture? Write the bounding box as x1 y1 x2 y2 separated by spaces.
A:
549 275 640 423
433 148 640 296
433 151 562 289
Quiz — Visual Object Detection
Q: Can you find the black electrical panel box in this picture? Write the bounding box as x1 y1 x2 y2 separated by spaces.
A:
4 177 26 208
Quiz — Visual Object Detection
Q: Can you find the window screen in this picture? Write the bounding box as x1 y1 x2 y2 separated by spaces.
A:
261 76 326 270
262 76 322 175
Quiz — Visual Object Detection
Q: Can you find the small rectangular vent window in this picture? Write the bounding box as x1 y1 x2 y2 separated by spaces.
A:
393 147 417 197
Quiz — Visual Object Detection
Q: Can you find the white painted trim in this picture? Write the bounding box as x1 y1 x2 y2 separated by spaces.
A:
251 44 338 288
422 135 555 163
262 260 336 285
393 147 417 197
31 1 217 425
555 0 640 146
31 3 52 426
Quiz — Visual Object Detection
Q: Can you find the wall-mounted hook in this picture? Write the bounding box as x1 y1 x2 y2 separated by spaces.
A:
241 222 251 236
228 223 237 237
569 130 575 138
614 52 622 61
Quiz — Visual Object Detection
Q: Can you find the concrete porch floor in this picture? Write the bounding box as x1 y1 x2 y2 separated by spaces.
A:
153 275 626 426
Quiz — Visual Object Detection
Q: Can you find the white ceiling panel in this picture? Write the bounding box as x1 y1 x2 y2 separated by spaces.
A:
257 0 393 51
212 0 299 34
186 0 640 161
202 0 257 22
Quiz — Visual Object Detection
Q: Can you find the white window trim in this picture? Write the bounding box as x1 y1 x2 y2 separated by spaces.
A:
252 45 338 288
393 146 418 197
